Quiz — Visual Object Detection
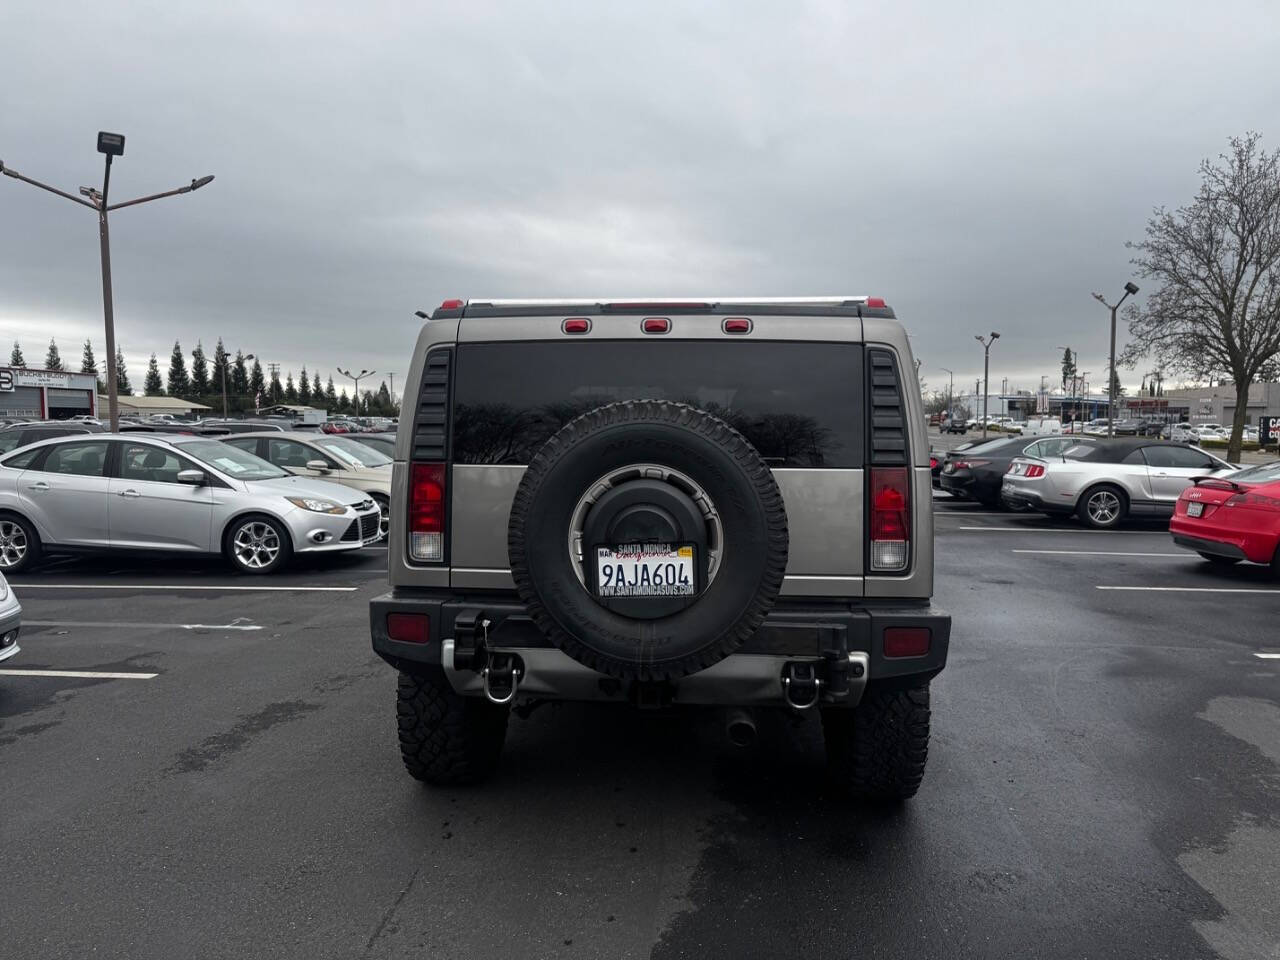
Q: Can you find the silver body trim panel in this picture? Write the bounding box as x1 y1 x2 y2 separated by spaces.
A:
442 639 869 707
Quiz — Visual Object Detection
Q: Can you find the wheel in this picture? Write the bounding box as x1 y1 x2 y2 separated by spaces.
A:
822 684 931 801
1077 484 1127 529
1198 552 1241 567
371 493 390 538
223 514 292 574
0 514 40 575
508 399 789 682
396 670 509 785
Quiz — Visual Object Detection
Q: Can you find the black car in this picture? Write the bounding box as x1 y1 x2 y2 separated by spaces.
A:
940 434 1096 507
350 432 396 458
0 421 98 455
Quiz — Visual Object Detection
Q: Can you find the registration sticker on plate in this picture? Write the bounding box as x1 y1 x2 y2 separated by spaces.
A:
596 544 695 598
1187 501 1204 517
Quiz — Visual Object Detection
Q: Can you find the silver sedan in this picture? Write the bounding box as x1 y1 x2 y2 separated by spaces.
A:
0 434 383 575
1002 439 1234 528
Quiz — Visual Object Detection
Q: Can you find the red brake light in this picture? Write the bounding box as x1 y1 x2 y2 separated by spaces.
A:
1025 464 1045 478
722 317 752 334
930 457 939 470
387 613 430 645
953 459 989 470
562 317 591 334
409 462 446 562
883 627 930 658
439 298 464 310
870 467 910 572
642 317 670 334
865 297 886 308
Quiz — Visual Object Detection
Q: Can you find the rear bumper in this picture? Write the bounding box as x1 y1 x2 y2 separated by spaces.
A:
1000 483 1072 514
0 602 21 663
1171 534 1248 561
370 592 950 706
1170 517 1278 564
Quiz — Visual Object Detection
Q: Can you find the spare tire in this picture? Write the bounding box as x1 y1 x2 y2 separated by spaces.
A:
508 400 788 682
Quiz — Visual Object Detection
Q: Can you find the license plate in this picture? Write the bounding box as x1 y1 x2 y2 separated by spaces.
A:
943 463 955 474
1187 502 1204 517
596 544 695 598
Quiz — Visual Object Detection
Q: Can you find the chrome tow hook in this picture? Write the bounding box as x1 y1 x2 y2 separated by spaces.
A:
481 651 524 706
781 661 822 710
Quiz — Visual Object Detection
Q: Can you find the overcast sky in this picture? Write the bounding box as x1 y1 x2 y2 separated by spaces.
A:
3 0 1278 403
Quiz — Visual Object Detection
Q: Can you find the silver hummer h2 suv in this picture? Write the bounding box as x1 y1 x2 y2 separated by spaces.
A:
371 296 950 800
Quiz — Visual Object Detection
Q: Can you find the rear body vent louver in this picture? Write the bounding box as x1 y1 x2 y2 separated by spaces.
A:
868 349 907 465
412 348 452 461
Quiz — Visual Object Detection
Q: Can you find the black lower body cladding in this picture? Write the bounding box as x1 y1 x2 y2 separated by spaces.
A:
508 400 789 682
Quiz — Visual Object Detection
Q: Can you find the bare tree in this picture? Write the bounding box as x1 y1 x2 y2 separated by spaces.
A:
1124 133 1280 461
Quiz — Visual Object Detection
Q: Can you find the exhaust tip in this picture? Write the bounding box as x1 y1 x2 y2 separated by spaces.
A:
724 708 757 748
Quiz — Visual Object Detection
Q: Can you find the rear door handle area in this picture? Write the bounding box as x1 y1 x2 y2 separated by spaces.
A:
26 481 50 491
118 489 141 498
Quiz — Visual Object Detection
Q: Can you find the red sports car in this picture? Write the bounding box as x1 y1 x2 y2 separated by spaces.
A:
1170 461 1280 574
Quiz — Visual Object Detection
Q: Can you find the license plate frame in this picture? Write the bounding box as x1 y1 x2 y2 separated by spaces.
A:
595 544 696 599
1187 501 1204 518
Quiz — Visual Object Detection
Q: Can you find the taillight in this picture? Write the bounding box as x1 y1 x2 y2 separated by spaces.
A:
722 317 752 334
870 467 910 572
1024 464 1045 478
439 298 464 310
865 297 887 308
883 627 931 658
952 459 989 470
930 456 939 470
409 462 446 562
562 317 591 334
642 317 671 334
387 613 430 645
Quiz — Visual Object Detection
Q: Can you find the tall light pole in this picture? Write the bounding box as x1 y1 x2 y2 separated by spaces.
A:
337 367 374 415
223 353 254 419
940 366 954 420
1092 282 1140 437
974 332 1000 438
1 133 213 431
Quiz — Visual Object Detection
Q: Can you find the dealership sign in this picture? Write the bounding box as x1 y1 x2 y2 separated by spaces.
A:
1263 416 1280 447
0 368 12 392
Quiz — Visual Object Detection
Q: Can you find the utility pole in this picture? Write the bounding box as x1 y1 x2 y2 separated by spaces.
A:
1092 282 1140 437
974 332 1000 438
0 134 213 431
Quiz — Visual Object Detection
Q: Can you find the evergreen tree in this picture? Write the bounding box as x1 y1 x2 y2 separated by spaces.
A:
144 354 164 395
375 380 392 415
324 376 337 411
338 388 351 412
190 341 210 396
166 341 190 397
115 346 132 395
45 339 63 371
248 358 265 406
1108 368 1125 399
284 372 298 403
313 371 323 404
1061 347 1078 390
211 340 229 404
9 342 25 367
268 366 283 403
232 350 249 404
298 365 312 404
80 340 104 393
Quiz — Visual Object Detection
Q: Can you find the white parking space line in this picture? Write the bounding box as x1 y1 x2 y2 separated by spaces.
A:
1255 653 1280 660
23 621 263 631
0 669 157 680
1013 549 1184 558
1098 586 1280 595
8 584 358 592
956 526 1124 533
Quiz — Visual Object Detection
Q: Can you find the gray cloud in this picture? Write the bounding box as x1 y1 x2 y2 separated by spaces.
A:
3 0 1278 401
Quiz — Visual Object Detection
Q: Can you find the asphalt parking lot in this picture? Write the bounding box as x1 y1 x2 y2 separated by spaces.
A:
3 507 1279 959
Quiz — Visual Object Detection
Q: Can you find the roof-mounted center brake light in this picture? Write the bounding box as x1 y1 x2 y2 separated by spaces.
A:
865 297 886 308
642 317 670 334
562 318 591 334
722 317 752 334
605 302 711 312
439 298 464 310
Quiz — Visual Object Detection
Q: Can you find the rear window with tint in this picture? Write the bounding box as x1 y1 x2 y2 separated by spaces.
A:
452 341 865 467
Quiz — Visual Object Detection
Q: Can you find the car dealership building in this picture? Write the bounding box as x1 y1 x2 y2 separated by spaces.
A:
0 366 98 420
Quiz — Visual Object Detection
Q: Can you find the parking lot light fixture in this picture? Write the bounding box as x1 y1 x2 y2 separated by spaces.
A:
0 133 215 432
1092 283 1140 437
975 333 1000 439
337 367 375 415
